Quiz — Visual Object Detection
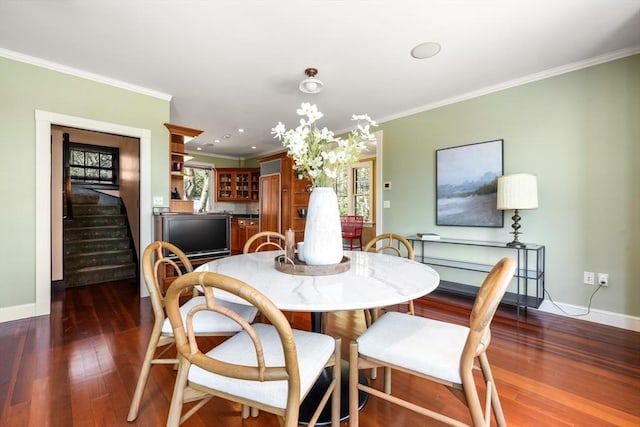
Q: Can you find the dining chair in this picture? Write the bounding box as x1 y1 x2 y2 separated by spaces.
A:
164 270 341 427
243 231 293 325
348 257 516 427
363 233 416 325
127 241 258 422
341 215 364 250
243 230 286 254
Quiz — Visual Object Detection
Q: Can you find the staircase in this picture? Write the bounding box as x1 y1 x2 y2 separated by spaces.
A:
63 193 137 287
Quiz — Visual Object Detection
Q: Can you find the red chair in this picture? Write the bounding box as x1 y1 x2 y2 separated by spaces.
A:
341 215 364 250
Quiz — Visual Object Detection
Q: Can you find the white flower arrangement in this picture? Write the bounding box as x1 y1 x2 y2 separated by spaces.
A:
271 103 377 187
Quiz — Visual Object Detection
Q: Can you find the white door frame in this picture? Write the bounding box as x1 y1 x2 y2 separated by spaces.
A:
35 110 152 316
375 130 383 235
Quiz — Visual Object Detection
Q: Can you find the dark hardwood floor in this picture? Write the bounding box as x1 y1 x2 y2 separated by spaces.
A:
0 279 638 426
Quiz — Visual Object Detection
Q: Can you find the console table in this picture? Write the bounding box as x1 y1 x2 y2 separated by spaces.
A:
406 237 545 314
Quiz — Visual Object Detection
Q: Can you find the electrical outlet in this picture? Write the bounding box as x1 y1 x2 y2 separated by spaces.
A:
583 271 595 285
597 273 608 287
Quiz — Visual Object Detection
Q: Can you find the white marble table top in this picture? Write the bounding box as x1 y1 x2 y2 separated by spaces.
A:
195 250 440 312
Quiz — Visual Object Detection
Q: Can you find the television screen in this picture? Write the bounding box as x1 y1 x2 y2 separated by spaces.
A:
163 215 230 258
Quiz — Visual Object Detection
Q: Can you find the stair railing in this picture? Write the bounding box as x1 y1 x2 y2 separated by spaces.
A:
63 133 74 222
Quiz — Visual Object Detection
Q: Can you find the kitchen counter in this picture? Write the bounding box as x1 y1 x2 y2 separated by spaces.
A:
230 214 260 219
155 212 259 220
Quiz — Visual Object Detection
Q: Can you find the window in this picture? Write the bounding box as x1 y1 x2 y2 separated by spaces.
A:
336 159 374 222
69 143 119 187
183 164 213 212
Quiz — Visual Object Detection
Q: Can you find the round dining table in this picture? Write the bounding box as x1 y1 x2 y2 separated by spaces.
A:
196 249 440 316
195 249 440 424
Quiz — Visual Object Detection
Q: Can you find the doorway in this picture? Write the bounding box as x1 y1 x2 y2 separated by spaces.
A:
34 111 152 317
51 126 140 286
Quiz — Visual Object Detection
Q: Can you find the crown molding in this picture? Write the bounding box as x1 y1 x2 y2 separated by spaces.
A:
0 48 172 101
376 46 640 125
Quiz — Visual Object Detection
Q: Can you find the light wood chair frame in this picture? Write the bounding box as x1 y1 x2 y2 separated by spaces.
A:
243 230 296 327
127 241 252 421
348 257 516 427
363 233 416 324
164 271 341 427
243 231 286 254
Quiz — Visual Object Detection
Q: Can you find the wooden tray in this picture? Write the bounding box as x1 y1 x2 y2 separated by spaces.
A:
274 255 350 276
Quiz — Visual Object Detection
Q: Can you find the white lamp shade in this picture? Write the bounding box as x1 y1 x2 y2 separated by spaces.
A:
497 174 538 210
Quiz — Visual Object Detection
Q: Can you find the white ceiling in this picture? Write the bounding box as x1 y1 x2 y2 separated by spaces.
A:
1 1 639 159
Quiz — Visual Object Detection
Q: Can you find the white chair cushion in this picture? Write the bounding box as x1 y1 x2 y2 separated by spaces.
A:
161 296 258 335
187 323 335 409
357 311 469 385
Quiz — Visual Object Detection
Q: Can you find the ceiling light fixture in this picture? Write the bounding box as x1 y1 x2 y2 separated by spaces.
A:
299 67 324 94
411 42 441 59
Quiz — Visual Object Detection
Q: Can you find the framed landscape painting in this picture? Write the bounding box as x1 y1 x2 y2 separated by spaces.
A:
436 139 504 227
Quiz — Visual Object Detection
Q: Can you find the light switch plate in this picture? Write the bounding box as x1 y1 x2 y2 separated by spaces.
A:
153 196 164 206
383 200 391 208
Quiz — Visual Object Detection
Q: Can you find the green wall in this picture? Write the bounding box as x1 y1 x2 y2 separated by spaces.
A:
379 54 640 316
0 57 170 309
2 53 638 319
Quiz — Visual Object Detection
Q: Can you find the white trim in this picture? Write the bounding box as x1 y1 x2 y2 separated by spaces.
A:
375 130 383 235
0 48 172 101
30 110 152 320
536 300 640 332
0 303 39 323
375 47 640 126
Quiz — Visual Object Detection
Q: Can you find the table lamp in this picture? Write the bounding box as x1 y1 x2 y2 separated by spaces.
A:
497 173 538 248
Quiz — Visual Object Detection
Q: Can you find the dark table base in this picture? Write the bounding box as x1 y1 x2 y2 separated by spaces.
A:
298 360 368 425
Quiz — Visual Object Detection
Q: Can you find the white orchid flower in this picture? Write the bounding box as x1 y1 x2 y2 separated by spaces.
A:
275 102 377 187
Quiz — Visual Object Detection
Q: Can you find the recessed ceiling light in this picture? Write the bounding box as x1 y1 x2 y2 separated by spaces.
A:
214 139 220 143
251 146 257 150
196 147 202 151
238 128 245 133
411 42 441 59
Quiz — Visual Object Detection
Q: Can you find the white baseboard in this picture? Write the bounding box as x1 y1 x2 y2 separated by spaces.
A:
0 303 39 324
536 300 640 332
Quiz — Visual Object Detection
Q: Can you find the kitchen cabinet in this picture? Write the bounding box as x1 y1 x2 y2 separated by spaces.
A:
230 217 260 254
258 152 311 243
164 123 203 213
216 168 260 202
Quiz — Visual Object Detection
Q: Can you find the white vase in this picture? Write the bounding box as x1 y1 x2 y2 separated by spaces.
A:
303 187 344 265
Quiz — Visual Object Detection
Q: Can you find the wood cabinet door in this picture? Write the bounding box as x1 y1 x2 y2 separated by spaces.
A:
259 174 281 232
230 219 241 254
216 170 234 201
246 220 259 241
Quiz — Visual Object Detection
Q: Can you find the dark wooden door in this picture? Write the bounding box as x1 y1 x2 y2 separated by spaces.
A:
259 174 281 233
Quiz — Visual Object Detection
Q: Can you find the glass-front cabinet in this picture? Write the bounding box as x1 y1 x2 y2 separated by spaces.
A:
216 168 260 202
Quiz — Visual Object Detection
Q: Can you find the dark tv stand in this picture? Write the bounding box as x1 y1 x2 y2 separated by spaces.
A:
159 252 229 292
154 213 231 291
